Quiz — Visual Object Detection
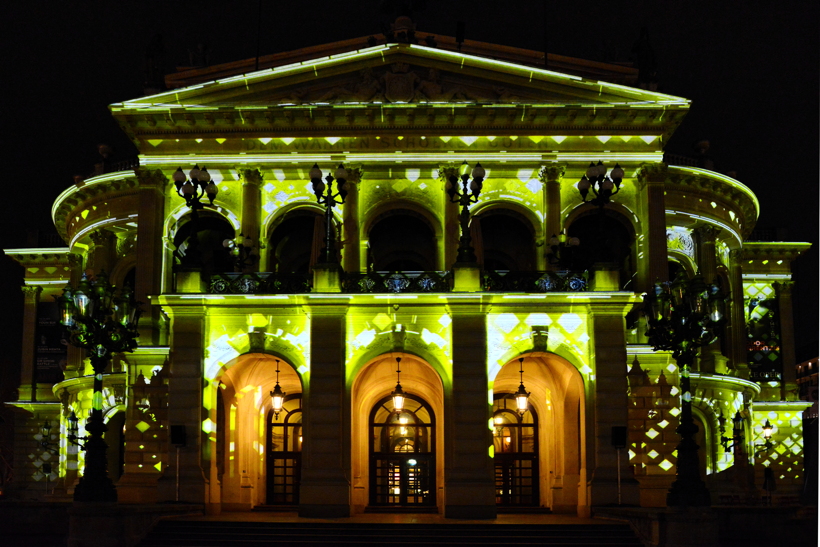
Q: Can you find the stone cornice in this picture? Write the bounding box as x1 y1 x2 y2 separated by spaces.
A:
740 242 811 263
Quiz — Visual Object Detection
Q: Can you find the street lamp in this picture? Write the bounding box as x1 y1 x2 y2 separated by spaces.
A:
391 357 405 413
755 419 776 454
577 161 624 208
172 165 219 267
223 233 258 271
547 232 581 270
309 163 348 264
514 358 530 415
56 271 141 502
643 269 726 507
719 411 745 453
445 161 485 264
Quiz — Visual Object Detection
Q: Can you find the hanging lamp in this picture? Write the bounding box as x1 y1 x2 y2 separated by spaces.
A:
391 357 405 412
270 359 286 419
515 358 530 415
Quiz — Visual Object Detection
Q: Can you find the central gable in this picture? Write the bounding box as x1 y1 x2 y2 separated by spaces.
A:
117 44 688 110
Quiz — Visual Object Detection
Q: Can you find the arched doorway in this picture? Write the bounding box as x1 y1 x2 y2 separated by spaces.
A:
493 394 539 506
173 211 235 274
369 393 435 508
266 394 302 504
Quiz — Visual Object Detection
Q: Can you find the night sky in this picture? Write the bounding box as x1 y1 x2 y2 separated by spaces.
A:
3 1 817 359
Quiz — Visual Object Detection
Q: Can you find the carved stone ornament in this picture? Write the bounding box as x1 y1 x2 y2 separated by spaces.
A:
531 326 549 353
538 164 565 183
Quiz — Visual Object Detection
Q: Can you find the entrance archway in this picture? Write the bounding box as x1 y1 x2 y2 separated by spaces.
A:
493 352 586 513
369 394 435 507
350 352 445 513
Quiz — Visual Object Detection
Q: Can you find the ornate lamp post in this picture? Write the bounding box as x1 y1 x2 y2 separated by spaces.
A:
577 161 624 208
643 269 726 507
56 271 141 502
719 410 745 453
172 165 219 266
309 163 348 264
547 232 581 270
445 161 485 263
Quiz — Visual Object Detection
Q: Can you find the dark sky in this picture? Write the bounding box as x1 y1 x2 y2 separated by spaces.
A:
2 1 818 359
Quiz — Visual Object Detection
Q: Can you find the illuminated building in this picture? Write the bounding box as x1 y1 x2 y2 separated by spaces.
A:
3 28 811 519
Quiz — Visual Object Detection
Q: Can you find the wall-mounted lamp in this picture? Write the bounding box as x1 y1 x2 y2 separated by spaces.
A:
391 357 405 413
514 358 530 415
270 359 286 419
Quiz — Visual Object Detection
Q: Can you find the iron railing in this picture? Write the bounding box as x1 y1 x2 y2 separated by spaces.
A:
207 270 590 294
209 272 312 294
483 270 588 293
343 271 452 293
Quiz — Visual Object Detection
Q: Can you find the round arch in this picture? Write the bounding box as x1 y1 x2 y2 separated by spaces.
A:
471 199 541 238
262 201 328 238
493 351 587 514
362 199 441 239
350 352 445 513
209 352 304 510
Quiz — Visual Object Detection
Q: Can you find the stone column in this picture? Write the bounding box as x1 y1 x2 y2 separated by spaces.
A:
240 169 263 273
444 302 495 519
636 164 668 291
136 169 168 345
441 166 460 271
159 307 206 503
694 225 727 374
18 285 42 401
589 307 638 506
86 230 116 274
539 164 565 271
341 168 362 274
299 306 351 517
64 254 85 377
773 281 798 401
727 250 748 377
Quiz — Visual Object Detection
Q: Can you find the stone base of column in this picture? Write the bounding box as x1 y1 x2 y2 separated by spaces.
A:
116 473 159 504
312 263 342 292
299 478 350 518
452 263 482 292
444 480 496 519
591 267 620 291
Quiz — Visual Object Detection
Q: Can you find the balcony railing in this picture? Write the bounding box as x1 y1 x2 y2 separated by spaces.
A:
483 270 588 293
209 272 312 294
207 269 589 295
343 271 452 293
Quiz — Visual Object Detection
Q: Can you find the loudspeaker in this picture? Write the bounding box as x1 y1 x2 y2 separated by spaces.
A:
611 426 627 449
170 425 187 447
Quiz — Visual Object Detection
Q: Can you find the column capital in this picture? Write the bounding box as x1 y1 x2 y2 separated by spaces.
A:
135 167 168 188
437 163 459 183
240 168 264 186
728 248 743 263
694 224 721 242
538 163 566 183
772 280 795 296
636 162 668 188
21 285 43 300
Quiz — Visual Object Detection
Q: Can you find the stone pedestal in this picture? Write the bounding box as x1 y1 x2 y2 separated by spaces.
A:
312 263 342 293
452 263 482 292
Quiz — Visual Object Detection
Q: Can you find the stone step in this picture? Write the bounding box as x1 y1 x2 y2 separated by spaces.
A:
139 521 642 546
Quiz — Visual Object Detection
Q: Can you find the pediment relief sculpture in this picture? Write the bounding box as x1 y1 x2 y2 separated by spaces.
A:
270 63 533 106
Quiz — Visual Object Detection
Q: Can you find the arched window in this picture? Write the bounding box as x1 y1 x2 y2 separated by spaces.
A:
369 212 436 272
369 393 435 507
173 212 235 274
493 394 539 506
268 211 323 273
267 395 302 505
475 210 535 271
568 211 634 289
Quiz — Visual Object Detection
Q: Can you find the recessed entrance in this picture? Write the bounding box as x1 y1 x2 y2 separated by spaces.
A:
266 394 302 505
493 394 539 506
369 394 435 508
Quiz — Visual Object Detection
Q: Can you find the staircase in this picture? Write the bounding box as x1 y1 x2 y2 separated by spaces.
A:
138 520 643 546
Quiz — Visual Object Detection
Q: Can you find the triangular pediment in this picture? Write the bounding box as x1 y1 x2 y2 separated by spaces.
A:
116 44 688 111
